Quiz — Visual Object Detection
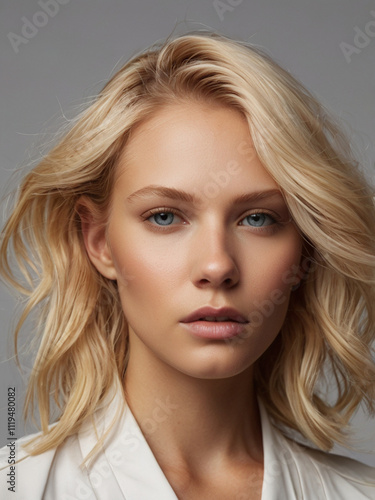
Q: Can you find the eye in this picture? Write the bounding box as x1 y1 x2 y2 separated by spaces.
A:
239 212 277 228
146 208 183 226
143 208 285 232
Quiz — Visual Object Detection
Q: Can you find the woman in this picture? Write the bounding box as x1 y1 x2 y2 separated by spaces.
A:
0 31 375 499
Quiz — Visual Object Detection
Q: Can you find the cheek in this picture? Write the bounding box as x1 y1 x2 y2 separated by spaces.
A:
243 233 302 340
266 247 301 294
109 232 183 310
247 233 302 294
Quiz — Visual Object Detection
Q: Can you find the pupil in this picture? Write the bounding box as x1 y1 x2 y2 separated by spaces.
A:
249 214 265 227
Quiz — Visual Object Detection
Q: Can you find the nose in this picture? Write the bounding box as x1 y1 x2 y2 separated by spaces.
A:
190 223 240 289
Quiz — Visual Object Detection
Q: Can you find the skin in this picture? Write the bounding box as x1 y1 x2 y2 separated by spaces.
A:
81 101 304 499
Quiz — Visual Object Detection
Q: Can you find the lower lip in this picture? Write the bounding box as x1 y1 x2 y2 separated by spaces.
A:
180 321 248 339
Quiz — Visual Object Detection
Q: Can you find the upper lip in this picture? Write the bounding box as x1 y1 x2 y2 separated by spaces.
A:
180 306 249 323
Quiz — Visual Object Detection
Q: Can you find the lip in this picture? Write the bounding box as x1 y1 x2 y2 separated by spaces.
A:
180 306 249 324
180 320 248 340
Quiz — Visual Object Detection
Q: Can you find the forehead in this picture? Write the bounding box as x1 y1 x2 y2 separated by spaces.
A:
114 101 280 199
122 101 248 156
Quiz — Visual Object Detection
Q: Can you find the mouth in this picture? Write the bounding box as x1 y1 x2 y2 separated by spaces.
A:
180 319 248 340
180 306 249 324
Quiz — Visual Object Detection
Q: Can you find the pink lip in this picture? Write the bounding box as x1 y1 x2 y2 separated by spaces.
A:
180 306 249 324
180 306 249 340
180 320 248 340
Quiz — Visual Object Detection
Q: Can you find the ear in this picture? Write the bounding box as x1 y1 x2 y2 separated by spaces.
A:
76 197 117 280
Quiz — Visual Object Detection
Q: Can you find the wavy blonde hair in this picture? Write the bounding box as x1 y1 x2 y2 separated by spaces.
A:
1 31 375 458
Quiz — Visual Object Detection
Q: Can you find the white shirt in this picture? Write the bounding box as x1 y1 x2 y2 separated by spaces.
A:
1 389 375 499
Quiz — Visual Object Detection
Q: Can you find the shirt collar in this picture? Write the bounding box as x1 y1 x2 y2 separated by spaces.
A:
77 383 303 500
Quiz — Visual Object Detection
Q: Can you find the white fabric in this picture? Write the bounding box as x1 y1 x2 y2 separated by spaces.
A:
1 388 375 499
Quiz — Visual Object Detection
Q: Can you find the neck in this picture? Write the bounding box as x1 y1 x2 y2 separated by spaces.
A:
123 343 263 479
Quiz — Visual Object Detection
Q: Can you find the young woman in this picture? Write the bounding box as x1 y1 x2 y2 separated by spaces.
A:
1 31 375 499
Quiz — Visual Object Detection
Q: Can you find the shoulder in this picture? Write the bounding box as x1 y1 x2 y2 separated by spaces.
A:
305 445 375 487
0 390 125 500
0 426 96 500
0 429 58 500
258 396 375 498
258 395 375 498
287 437 375 498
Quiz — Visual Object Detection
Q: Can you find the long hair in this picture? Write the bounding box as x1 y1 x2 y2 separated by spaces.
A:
1 31 374 457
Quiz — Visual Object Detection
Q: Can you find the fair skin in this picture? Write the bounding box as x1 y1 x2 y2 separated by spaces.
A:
81 101 304 499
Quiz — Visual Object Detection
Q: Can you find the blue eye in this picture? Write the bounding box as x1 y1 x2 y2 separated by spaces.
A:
240 213 275 227
145 209 280 231
147 209 180 226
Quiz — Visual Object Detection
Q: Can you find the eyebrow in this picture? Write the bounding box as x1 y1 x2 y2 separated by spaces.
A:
126 185 283 205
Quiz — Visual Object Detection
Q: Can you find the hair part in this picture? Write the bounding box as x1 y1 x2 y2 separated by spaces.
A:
1 30 375 460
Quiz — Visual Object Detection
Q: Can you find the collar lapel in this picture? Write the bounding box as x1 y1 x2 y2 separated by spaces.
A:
77 385 310 500
78 383 178 499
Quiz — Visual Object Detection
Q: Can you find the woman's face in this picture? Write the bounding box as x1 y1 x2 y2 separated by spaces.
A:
87 101 303 379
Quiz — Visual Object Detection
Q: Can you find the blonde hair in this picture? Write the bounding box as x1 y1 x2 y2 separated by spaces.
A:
1 31 375 458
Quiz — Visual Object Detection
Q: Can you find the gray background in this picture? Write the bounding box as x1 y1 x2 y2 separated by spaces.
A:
1 0 375 466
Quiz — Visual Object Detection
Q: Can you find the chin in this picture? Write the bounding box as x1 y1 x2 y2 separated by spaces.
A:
175 356 254 380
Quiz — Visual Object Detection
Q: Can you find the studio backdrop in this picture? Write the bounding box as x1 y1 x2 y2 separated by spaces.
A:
1 0 374 466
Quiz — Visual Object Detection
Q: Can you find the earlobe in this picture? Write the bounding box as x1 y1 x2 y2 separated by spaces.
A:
76 197 117 281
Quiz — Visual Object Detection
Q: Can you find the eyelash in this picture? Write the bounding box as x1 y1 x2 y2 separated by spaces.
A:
143 207 286 234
